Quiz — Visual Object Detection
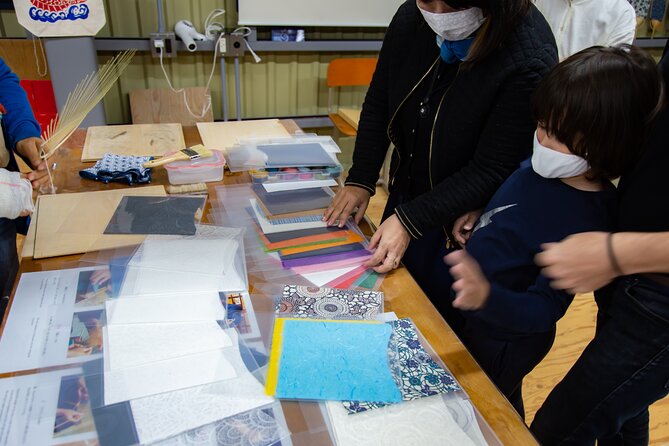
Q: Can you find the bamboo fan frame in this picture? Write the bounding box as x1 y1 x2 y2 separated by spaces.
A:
40 49 136 160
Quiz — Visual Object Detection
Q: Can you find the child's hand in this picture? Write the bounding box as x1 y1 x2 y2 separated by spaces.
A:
452 209 482 246
444 250 490 310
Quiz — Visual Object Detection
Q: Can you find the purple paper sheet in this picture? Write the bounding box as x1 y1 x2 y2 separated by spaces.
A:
281 249 371 269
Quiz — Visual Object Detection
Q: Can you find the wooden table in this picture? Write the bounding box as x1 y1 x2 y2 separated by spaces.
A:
9 123 537 446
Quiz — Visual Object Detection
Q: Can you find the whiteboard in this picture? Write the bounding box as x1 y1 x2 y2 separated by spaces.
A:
238 0 406 27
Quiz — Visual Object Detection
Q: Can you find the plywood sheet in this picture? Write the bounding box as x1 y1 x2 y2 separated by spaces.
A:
81 124 186 162
196 119 292 153
129 88 214 126
32 186 166 259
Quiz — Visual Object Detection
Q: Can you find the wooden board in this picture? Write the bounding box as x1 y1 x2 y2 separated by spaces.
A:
129 88 214 126
196 119 292 153
337 107 361 131
32 186 166 259
81 124 186 162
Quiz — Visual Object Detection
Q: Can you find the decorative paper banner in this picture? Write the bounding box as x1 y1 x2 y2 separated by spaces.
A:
13 0 107 37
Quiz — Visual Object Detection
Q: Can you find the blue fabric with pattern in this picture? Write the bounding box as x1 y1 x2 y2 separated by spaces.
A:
80 153 152 185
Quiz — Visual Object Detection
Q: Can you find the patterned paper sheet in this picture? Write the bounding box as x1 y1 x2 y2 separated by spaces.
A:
276 285 383 320
343 318 461 414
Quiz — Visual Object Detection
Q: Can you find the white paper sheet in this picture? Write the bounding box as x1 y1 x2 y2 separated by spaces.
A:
105 292 225 324
103 348 237 405
128 330 274 444
326 396 476 446
262 179 338 193
300 265 360 287
105 321 233 370
0 268 106 374
442 394 489 446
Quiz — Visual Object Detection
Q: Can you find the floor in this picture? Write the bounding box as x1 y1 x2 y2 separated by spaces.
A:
367 188 669 444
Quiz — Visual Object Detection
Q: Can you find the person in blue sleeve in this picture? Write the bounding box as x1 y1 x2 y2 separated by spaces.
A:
0 56 50 318
442 45 664 418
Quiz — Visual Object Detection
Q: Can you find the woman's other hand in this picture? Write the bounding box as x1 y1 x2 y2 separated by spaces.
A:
323 186 371 227
365 214 410 273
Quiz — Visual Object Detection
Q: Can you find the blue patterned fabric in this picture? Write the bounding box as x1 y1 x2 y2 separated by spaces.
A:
343 318 461 414
80 153 152 185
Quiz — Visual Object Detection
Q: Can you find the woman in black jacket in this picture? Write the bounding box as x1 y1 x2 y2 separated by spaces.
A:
324 0 557 330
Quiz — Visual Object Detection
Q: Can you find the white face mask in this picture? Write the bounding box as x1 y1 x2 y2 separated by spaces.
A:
531 131 590 179
417 4 485 41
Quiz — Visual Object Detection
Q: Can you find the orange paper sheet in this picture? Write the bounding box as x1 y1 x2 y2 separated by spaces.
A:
259 228 351 251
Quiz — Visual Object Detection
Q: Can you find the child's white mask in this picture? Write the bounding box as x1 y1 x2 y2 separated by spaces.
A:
531 131 590 179
417 5 485 41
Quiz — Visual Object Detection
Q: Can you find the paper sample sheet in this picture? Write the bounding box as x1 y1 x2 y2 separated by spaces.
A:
266 318 402 402
105 321 233 370
276 285 383 320
104 196 206 236
105 291 225 325
326 396 476 446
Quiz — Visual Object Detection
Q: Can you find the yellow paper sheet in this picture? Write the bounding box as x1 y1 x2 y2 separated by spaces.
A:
32 186 166 259
81 124 186 162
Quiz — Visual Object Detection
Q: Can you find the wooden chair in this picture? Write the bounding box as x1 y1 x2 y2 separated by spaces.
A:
129 87 214 126
327 58 377 137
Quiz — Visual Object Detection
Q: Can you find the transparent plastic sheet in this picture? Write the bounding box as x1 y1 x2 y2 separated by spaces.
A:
265 317 403 403
77 225 248 297
0 329 280 446
31 185 167 259
225 136 341 172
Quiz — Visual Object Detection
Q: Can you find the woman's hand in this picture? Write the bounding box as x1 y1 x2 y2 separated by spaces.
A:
15 137 49 189
535 232 616 293
444 250 490 310
323 186 371 227
452 209 482 246
365 214 410 273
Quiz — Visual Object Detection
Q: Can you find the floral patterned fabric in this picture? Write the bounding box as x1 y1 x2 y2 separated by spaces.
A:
343 318 461 414
275 285 383 320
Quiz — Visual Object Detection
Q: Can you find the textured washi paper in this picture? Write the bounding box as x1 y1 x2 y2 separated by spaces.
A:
327 396 476 446
105 321 233 370
266 318 402 402
105 292 225 325
129 330 275 444
119 226 247 295
103 347 238 405
276 285 383 320
344 318 460 414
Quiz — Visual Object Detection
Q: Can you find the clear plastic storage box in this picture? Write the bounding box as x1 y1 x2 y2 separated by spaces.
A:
165 150 226 185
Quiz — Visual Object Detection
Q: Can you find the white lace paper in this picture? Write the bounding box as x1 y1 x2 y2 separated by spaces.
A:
155 406 287 446
105 321 233 370
129 330 274 445
105 292 225 325
326 395 476 446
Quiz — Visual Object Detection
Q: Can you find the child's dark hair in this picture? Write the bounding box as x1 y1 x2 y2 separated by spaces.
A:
531 45 664 180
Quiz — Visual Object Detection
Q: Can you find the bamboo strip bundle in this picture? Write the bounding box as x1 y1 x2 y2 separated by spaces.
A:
41 49 136 160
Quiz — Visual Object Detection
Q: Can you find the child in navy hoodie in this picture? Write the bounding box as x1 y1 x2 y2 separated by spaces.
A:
444 45 664 418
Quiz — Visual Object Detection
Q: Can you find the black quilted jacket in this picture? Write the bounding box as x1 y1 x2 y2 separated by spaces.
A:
345 2 557 239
